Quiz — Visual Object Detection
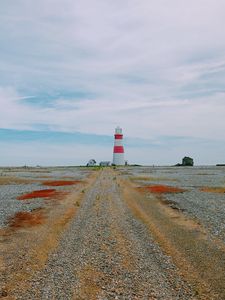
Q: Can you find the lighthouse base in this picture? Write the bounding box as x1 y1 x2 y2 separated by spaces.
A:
113 153 125 165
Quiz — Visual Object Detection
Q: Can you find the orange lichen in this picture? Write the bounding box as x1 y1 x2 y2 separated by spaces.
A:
137 185 185 194
8 210 45 228
42 180 82 186
200 187 225 193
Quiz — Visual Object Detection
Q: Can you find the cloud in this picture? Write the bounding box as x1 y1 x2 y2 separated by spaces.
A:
1 1 225 91
0 86 225 141
0 1 225 164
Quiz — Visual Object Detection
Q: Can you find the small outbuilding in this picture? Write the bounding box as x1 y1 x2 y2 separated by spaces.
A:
182 156 194 166
87 159 96 167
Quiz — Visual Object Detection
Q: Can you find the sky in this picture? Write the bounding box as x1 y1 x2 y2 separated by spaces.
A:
0 0 225 166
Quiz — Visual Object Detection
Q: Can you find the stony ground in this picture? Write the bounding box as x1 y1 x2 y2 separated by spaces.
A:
125 166 225 241
0 167 90 227
1 166 225 299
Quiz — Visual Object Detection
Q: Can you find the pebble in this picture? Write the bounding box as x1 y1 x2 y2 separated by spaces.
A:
14 169 194 299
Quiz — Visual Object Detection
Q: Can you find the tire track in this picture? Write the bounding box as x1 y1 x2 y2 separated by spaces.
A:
18 169 194 300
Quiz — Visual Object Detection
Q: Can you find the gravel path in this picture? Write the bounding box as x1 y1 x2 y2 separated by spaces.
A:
17 169 194 300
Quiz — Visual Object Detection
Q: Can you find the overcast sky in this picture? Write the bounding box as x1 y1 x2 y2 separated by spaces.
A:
0 0 225 165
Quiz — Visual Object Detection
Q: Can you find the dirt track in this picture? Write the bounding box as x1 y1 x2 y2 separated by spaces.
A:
1 168 225 299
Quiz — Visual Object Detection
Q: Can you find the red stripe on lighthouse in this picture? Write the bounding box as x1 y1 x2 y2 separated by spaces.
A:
113 146 124 153
115 134 123 139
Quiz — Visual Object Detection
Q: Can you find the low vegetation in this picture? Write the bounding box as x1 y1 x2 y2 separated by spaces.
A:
137 185 186 194
0 176 36 185
17 189 69 200
42 180 82 186
8 210 45 228
130 176 177 182
200 187 225 193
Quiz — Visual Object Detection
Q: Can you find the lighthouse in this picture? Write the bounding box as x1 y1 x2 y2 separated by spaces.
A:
112 126 125 165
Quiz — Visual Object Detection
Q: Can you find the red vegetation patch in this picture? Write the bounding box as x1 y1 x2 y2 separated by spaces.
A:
8 210 45 228
42 180 82 186
137 185 185 194
17 189 69 201
17 189 57 200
